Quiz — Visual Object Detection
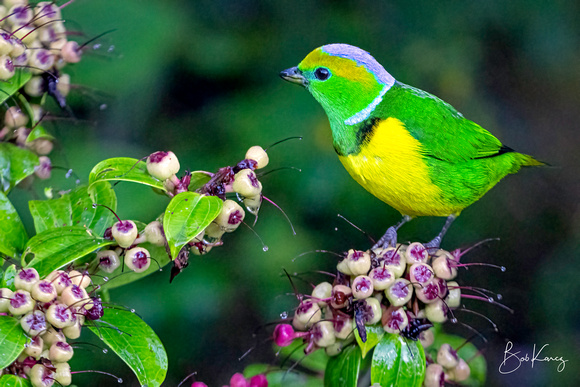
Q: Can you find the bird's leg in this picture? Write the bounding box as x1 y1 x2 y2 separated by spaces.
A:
372 215 413 250
424 215 457 253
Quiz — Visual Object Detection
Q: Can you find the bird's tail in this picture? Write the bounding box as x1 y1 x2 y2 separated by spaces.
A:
514 153 548 171
521 154 547 167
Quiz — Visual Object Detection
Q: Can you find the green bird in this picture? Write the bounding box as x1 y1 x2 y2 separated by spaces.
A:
280 43 543 248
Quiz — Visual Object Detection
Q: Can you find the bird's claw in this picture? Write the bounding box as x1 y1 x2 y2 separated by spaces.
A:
424 236 441 254
372 226 398 250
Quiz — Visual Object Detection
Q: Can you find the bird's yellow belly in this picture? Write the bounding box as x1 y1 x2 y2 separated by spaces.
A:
337 117 459 217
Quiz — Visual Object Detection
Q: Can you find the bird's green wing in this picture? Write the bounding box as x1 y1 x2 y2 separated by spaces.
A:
378 82 505 163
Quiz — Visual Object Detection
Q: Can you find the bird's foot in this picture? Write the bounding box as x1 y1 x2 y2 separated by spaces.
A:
424 236 442 254
372 226 398 250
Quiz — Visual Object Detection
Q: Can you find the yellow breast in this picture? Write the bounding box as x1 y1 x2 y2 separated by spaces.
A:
338 117 454 217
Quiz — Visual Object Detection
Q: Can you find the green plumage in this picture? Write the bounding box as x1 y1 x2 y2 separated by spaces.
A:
281 43 542 221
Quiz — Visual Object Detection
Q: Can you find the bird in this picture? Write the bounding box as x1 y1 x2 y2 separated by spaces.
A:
280 43 543 250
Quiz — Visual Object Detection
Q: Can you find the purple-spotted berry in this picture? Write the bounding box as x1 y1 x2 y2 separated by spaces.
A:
124 247 151 273
147 151 180 180
245 145 269 169
214 199 245 232
111 220 138 248
97 250 121 273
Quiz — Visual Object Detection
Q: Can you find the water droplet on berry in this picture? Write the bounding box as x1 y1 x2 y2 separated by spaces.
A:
500 266 506 272
263 246 269 252
280 311 288 319
450 318 458 323
496 294 503 300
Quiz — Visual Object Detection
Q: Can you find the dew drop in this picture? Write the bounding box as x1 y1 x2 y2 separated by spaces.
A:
130 309 135 313
159 268 163 272
450 318 458 324
280 311 288 319
103 277 109 282
103 348 108 354
334 227 338 231
65 169 73 178
262 246 269 252
100 104 108 111
117 378 123 383
92 203 97 208
76 179 81 184
108 45 115 53
500 266 506 272
488 297 494 303
93 43 101 50
496 294 503 301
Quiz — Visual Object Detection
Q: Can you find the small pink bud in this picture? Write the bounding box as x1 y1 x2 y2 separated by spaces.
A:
273 324 295 347
249 374 268 387
191 383 208 387
230 373 249 387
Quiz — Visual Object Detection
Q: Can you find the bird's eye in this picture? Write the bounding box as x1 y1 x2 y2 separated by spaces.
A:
314 67 331 81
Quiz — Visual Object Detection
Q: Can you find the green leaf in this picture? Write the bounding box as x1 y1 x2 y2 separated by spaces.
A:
0 191 28 257
0 315 27 369
17 94 35 128
88 157 165 192
0 143 39 193
29 183 117 236
0 375 33 387
29 195 72 234
25 125 54 143
70 182 117 236
87 308 168 387
0 70 32 105
188 171 212 191
0 264 17 290
324 344 363 387
427 326 486 387
23 226 115 277
354 323 385 359
163 192 222 260
370 333 426 387
276 340 329 372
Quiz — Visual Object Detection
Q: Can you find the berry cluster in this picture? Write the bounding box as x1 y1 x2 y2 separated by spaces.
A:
1 0 86 180
274 241 503 385
191 372 267 387
95 211 157 276
423 343 471 386
0 267 105 386
145 146 269 257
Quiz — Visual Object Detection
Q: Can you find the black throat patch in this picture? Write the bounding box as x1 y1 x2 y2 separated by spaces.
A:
333 116 380 156
356 116 380 148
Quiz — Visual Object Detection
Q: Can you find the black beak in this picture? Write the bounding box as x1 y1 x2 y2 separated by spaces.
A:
279 66 308 87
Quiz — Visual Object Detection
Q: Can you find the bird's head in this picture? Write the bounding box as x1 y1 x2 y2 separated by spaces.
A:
280 44 395 127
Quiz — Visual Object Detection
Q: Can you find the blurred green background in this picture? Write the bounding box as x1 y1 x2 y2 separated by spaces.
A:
12 0 580 386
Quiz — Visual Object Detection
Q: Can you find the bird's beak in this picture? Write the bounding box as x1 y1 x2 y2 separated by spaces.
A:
279 66 308 87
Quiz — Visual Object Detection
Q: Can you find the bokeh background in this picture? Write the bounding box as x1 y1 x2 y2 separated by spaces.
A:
11 0 579 386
